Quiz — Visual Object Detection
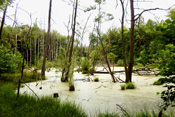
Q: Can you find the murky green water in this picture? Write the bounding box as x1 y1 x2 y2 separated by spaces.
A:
20 67 165 116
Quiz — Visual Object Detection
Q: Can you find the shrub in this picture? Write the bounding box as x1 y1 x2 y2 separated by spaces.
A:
81 57 90 74
153 77 174 85
126 82 135 89
120 84 126 90
94 77 99 82
0 69 44 83
89 68 95 75
153 80 162 85
0 45 23 74
117 59 124 66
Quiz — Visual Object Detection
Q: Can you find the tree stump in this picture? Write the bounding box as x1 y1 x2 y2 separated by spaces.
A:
53 93 59 98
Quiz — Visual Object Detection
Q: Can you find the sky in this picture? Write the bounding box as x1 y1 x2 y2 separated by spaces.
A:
2 0 175 46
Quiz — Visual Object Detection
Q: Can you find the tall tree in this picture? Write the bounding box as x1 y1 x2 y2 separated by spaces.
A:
64 0 78 81
124 0 135 82
41 0 52 77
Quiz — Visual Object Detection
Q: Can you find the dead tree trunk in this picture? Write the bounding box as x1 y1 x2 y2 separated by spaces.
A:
97 29 116 83
120 0 129 82
0 4 8 40
64 0 78 81
41 0 52 77
126 0 135 83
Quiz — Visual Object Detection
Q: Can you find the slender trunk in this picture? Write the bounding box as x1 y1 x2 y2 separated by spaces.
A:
64 0 78 81
126 0 135 83
120 0 129 82
41 0 52 77
30 38 32 67
16 56 25 99
42 34 45 57
97 29 116 83
34 39 36 65
8 2 19 43
56 37 58 59
0 4 8 40
14 33 17 55
26 38 28 67
38 38 39 61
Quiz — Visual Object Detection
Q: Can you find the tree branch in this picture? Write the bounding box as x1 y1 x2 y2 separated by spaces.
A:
134 4 175 21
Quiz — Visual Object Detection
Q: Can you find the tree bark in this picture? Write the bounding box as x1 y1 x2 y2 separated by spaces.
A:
34 38 36 65
0 3 8 40
120 0 129 82
41 0 52 77
97 29 116 83
64 0 78 81
126 0 135 83
14 32 17 55
30 38 32 67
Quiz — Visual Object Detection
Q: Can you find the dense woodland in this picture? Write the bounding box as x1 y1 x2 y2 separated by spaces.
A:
0 0 175 116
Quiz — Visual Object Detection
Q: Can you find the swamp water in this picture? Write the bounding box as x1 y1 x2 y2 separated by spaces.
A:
20 67 166 116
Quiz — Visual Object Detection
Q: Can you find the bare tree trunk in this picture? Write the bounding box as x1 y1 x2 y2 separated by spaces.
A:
64 0 78 81
0 3 8 40
16 55 25 99
42 34 45 57
38 38 40 61
26 37 29 67
14 31 17 55
30 38 32 67
97 29 116 83
126 0 135 83
41 0 52 77
55 37 59 59
120 0 129 82
8 1 19 43
34 39 36 65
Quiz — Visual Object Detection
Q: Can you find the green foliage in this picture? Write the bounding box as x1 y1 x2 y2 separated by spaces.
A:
0 83 87 117
167 8 175 20
0 45 23 74
81 57 90 74
160 78 175 111
98 112 119 117
153 80 162 85
117 59 124 66
157 44 175 76
120 84 126 90
126 82 136 89
153 78 175 85
0 69 44 83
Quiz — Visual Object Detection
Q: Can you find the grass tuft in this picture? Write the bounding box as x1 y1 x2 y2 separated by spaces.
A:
0 83 87 117
126 82 136 89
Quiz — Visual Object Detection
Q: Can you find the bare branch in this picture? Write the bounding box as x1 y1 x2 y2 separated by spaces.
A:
135 8 166 21
24 83 39 99
116 104 129 116
134 4 175 21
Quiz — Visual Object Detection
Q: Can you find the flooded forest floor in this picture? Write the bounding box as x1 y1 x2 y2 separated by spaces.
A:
20 67 168 116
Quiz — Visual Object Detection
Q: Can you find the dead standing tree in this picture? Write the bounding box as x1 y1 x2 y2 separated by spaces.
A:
63 0 78 82
41 0 52 77
119 0 175 83
16 12 33 99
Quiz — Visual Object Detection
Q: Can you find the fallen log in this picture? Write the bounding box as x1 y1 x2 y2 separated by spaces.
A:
94 70 125 74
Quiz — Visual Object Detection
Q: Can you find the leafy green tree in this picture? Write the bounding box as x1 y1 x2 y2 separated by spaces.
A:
0 45 22 74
